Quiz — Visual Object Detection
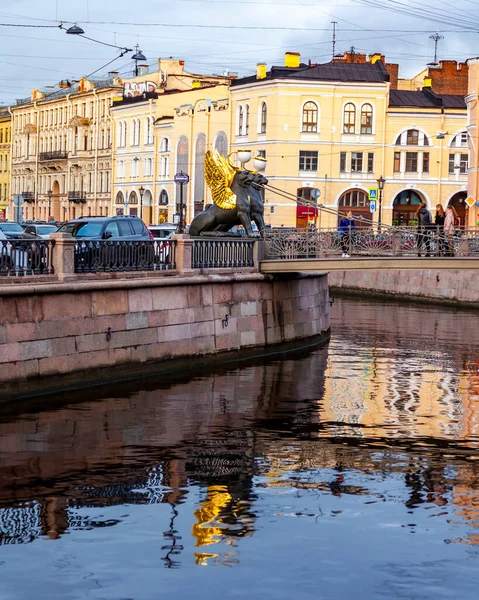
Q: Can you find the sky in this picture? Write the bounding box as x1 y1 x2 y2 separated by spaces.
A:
1 0 479 106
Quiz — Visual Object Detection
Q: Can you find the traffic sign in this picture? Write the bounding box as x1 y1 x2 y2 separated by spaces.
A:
466 195 475 207
369 200 376 213
369 188 378 200
174 172 189 184
311 188 321 200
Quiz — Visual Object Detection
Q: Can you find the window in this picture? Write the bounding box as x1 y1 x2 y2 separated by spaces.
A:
405 152 418 172
460 153 468 174
159 190 168 205
238 106 244 135
104 221 120 237
394 152 401 172
299 150 318 171
302 101 318 133
423 152 429 174
214 131 228 156
451 132 468 148
340 152 347 172
118 220 132 235
448 154 455 174
145 158 153 177
339 189 368 207
343 103 356 134
260 102 267 133
297 187 313 203
351 152 363 172
160 137 170 152
360 104 373 134
406 129 419 145
367 152 374 174
257 150 266 159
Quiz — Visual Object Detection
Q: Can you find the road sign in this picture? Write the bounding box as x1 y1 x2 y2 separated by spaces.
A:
466 195 475 207
369 188 378 200
174 172 189 184
369 200 376 213
311 188 321 200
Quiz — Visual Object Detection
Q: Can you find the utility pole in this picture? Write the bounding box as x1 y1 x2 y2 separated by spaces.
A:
332 21 337 60
429 33 444 65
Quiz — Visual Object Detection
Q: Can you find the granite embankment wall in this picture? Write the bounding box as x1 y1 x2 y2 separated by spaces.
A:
329 269 479 306
0 272 330 399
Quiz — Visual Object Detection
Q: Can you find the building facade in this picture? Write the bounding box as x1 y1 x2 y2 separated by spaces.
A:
230 52 468 229
0 109 11 220
111 61 231 225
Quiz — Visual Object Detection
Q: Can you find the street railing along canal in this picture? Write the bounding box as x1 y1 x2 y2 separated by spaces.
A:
192 239 255 269
264 227 479 260
0 239 55 277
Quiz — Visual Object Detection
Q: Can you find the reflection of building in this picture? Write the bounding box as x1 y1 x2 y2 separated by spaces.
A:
111 59 231 225
0 108 10 220
230 52 467 228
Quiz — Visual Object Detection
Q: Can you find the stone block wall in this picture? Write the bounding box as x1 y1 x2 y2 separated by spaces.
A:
329 269 479 306
0 273 330 398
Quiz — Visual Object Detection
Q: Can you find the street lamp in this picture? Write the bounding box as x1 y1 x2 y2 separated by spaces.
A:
47 189 52 221
132 45 147 77
139 185 145 221
377 175 386 234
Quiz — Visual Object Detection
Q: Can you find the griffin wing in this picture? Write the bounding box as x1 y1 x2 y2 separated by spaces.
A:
204 149 237 210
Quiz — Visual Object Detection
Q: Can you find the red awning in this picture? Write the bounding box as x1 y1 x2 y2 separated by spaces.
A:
296 205 318 218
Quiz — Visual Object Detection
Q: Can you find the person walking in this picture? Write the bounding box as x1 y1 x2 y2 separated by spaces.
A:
338 211 355 257
434 204 446 256
444 205 456 256
416 202 432 257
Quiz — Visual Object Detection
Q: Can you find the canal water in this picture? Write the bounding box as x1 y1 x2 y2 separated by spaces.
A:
1 297 479 599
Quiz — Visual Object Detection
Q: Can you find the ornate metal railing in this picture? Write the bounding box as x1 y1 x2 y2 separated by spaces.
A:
0 239 55 276
74 239 176 273
39 151 68 161
21 191 35 202
68 191 87 204
193 239 255 269
264 227 479 260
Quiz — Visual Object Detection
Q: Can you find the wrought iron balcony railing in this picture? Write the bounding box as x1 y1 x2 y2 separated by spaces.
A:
21 191 35 202
68 191 87 204
39 151 68 161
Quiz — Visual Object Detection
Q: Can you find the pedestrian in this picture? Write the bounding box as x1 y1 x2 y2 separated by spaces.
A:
434 204 445 256
444 205 456 256
338 210 355 257
416 202 432 257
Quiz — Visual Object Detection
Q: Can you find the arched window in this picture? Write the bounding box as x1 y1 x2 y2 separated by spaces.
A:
160 137 170 152
159 190 168 205
238 105 244 135
115 191 124 204
451 131 468 148
302 101 318 133
343 103 356 134
129 191 138 204
338 189 369 227
260 102 267 134
395 129 429 146
360 104 373 135
194 134 206 215
117 122 123 148
135 119 141 145
245 104 249 135
214 131 228 156
145 117 153 144
122 121 127 147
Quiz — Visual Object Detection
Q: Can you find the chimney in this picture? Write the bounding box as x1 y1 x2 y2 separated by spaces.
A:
256 63 267 79
284 52 300 68
370 53 384 64
108 71 119 77
137 64 149 76
423 76 432 88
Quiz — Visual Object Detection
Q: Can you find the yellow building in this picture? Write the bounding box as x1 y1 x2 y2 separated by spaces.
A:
466 57 479 227
111 59 231 224
229 52 467 228
0 108 11 220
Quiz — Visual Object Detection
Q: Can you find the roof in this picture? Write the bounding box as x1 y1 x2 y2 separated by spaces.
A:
14 78 123 108
389 89 466 109
232 60 390 86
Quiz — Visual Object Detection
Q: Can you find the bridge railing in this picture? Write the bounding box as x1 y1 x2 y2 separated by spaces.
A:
264 227 479 259
192 239 255 269
0 239 55 277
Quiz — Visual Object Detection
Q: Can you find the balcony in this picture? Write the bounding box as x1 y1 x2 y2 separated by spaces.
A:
21 191 35 203
40 151 68 161
68 191 87 204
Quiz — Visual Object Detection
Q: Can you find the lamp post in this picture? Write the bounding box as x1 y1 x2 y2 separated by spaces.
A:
139 185 145 221
47 189 52 221
377 175 386 234
124 196 129 216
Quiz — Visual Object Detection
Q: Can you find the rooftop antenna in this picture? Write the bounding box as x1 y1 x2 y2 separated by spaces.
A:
429 32 443 66
349 46 356 62
332 21 337 60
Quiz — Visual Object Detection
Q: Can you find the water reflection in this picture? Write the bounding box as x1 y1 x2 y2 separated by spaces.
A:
1 297 479 597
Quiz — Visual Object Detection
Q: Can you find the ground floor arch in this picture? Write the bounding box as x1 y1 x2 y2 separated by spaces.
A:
447 191 467 228
392 189 425 226
51 180 60 221
337 188 370 227
141 189 153 224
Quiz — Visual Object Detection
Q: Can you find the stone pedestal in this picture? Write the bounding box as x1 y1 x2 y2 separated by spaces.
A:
172 234 194 275
50 233 75 280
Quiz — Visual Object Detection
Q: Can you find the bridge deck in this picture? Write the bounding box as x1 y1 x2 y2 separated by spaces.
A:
260 257 479 273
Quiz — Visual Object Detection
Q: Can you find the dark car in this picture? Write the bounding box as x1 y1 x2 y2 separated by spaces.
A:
57 215 153 240
0 221 36 240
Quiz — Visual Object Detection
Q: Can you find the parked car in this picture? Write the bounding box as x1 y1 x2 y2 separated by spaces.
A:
57 215 153 240
0 221 35 240
22 223 58 239
148 223 177 240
